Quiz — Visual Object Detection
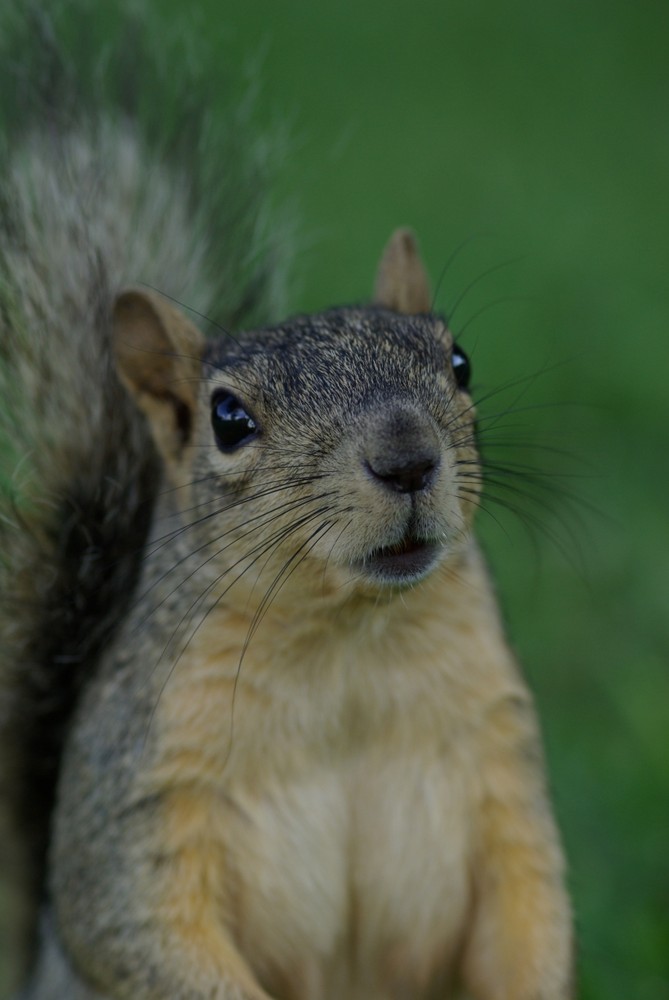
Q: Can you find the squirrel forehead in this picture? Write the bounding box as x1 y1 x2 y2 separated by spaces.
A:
203 307 453 387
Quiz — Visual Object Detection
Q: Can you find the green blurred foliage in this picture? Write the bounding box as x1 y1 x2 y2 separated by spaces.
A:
2 0 668 995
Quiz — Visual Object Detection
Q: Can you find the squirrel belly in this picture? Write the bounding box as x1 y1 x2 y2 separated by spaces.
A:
53 545 498 1000
0 7 573 1000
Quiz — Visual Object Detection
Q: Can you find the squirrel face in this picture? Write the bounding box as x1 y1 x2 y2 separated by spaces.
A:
114 232 481 610
198 309 479 594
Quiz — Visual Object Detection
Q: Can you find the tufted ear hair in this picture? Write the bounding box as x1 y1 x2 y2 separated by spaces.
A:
373 228 432 315
113 288 205 463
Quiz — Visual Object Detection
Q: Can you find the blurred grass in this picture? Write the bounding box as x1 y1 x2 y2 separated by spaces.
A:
2 0 668 995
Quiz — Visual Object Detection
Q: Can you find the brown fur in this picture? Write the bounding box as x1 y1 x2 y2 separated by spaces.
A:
19 234 575 999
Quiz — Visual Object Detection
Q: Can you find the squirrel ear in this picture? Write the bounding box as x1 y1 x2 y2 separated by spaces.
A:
373 228 432 314
113 289 205 462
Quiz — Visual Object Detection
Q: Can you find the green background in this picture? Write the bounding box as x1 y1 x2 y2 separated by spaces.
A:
3 0 669 996
180 4 669 995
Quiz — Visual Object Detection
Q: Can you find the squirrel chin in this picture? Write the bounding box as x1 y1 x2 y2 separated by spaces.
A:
354 537 443 586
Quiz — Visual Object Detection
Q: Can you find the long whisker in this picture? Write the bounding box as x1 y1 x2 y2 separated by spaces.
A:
454 295 531 341
138 283 242 348
160 501 338 669
224 519 337 762
136 491 339 629
430 234 493 314
145 473 329 555
141 505 338 746
447 255 526 326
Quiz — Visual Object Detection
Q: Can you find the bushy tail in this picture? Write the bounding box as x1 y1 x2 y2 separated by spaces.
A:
0 2 292 985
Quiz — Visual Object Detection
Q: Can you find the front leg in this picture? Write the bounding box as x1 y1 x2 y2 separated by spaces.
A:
460 694 573 1000
51 775 274 1000
23 905 271 1000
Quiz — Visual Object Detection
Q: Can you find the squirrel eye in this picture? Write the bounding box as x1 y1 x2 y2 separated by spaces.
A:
211 391 258 451
451 343 471 390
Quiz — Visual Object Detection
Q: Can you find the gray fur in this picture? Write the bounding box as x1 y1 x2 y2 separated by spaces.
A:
0 4 292 988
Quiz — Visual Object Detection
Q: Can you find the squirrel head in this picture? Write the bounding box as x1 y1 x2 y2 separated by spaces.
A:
113 230 480 610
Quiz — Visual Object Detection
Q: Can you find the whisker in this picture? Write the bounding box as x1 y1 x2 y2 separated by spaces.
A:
224 518 338 764
430 233 493 315
454 295 531 341
141 505 338 747
136 491 339 627
138 282 241 347
446 255 526 327
145 474 330 555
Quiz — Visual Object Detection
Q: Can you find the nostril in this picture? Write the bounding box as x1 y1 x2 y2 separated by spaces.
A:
362 403 442 494
365 455 440 494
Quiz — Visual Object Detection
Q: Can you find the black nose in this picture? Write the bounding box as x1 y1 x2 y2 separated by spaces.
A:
366 454 439 493
363 405 441 494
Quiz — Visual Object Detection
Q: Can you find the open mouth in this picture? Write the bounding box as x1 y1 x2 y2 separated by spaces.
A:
359 536 441 583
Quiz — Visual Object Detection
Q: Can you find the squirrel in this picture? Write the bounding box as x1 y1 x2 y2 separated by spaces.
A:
0 5 573 999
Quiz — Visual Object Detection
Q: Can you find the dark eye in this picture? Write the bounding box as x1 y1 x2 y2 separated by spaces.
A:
211 391 258 451
451 343 471 390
